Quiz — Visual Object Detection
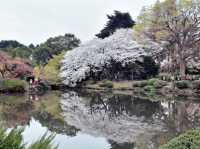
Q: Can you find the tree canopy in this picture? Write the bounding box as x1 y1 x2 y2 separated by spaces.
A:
43 52 65 83
96 11 135 39
32 33 80 65
134 0 200 77
60 29 158 87
0 40 24 49
44 33 81 55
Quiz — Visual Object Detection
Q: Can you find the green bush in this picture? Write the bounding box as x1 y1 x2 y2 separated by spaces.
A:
132 81 148 87
159 130 200 149
133 79 167 89
35 81 51 94
147 78 158 86
153 80 167 89
144 85 154 92
144 85 156 96
99 80 114 88
0 79 27 93
0 128 57 149
175 81 190 89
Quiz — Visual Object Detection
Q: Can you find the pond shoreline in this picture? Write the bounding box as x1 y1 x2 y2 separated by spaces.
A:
2 79 200 101
47 79 200 101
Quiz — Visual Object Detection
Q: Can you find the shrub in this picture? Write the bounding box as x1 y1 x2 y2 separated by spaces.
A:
144 85 156 96
35 81 50 94
99 80 114 88
192 80 200 90
147 78 158 86
175 81 190 89
0 128 57 149
144 85 154 92
132 81 148 87
0 52 33 79
153 80 167 89
159 130 200 149
0 79 27 93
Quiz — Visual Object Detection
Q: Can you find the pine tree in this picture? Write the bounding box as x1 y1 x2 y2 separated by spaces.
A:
96 11 135 39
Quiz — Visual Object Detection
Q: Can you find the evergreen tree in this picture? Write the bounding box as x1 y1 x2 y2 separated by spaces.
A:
96 11 135 39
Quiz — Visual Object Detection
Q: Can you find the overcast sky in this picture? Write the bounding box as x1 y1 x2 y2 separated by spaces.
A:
0 0 157 45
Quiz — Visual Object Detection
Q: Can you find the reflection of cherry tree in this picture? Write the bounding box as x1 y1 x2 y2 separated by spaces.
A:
61 91 200 149
108 140 135 149
61 91 164 145
88 93 161 120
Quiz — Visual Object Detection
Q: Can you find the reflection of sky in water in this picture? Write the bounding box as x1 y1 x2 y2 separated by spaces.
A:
22 118 111 149
3 91 200 149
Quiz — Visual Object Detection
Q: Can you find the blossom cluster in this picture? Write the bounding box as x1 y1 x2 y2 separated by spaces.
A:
60 29 154 87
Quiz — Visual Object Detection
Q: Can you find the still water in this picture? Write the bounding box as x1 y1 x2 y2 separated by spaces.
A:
0 90 200 149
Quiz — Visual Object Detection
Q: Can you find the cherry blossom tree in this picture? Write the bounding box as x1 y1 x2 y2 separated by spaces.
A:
60 29 158 87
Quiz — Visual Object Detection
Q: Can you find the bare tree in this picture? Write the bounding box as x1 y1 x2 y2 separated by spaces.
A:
162 5 200 77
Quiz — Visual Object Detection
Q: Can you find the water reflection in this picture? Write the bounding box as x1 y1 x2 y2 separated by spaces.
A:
60 91 200 149
0 91 200 149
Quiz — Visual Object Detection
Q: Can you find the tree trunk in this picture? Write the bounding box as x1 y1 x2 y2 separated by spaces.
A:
180 58 186 78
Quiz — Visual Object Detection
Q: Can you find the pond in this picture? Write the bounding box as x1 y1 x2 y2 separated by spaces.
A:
0 90 200 149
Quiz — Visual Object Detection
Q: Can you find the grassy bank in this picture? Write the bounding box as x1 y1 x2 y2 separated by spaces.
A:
83 78 200 100
0 79 27 93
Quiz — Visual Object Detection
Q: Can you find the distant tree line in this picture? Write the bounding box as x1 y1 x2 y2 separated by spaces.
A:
0 33 81 66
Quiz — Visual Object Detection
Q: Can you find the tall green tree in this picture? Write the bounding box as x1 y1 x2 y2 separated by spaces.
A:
32 46 53 66
43 33 80 55
96 11 135 39
32 33 80 66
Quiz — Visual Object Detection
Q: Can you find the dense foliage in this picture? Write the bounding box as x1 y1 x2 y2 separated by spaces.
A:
134 0 200 76
60 29 158 87
0 128 57 149
0 40 24 49
0 52 33 79
32 45 53 66
160 130 200 149
32 33 80 65
44 52 65 83
0 40 32 60
96 11 135 39
0 33 80 66
10 47 32 59
0 79 27 93
45 33 81 55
